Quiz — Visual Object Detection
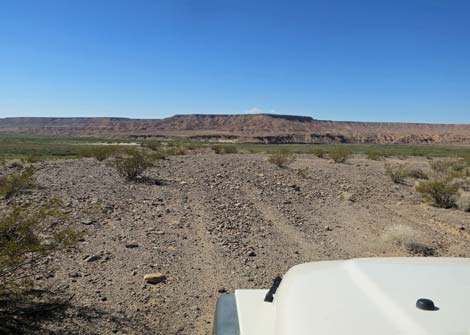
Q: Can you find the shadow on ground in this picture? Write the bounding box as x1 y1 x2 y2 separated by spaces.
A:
0 289 152 335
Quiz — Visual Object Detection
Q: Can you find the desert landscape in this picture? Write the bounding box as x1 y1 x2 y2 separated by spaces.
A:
1 140 469 334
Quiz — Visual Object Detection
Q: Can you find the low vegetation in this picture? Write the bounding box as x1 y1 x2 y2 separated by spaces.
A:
366 151 386 160
309 148 327 158
382 225 434 256
415 157 470 209
0 201 79 291
385 164 428 183
416 178 459 208
211 144 238 154
0 167 35 199
328 146 352 163
79 146 123 161
113 150 156 181
385 164 408 184
268 149 295 168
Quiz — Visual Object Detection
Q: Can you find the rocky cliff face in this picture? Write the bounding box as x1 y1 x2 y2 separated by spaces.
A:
1 114 470 144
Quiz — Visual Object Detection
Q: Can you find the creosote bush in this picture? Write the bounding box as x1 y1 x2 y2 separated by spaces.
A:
328 147 352 163
414 157 470 210
416 177 459 208
113 150 156 181
0 201 79 291
0 167 35 199
268 149 295 168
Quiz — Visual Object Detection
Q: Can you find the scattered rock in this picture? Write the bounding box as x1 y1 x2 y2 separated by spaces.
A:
144 272 166 284
85 255 101 262
81 218 95 225
125 242 139 248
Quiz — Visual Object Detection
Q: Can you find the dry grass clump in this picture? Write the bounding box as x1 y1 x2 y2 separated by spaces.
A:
211 145 238 154
113 150 156 181
0 167 35 199
385 164 408 184
406 168 428 179
382 225 434 256
455 190 470 212
268 149 295 168
328 147 352 163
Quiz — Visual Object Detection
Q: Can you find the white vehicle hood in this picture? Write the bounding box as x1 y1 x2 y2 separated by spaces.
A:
235 257 470 335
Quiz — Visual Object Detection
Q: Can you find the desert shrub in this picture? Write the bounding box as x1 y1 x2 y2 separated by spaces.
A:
211 145 238 154
309 148 327 158
113 150 155 181
416 177 459 208
268 149 295 168
328 147 352 163
141 141 162 151
21 154 43 163
79 146 121 161
366 151 385 160
406 168 428 180
164 146 186 156
382 225 434 256
0 201 79 291
0 167 35 199
455 190 470 212
385 164 408 184
430 159 468 176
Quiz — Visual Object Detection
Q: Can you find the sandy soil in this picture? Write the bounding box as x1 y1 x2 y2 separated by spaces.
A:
2 153 469 334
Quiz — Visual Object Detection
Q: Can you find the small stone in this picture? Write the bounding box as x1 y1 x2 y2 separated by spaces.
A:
85 255 101 262
324 226 332 231
218 287 227 293
247 250 256 257
126 242 139 248
144 273 166 284
81 218 95 225
68 272 81 278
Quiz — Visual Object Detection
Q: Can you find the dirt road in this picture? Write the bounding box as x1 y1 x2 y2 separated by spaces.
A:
4 153 469 334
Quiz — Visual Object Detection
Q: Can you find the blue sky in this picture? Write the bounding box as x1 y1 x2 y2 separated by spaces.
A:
1 0 469 123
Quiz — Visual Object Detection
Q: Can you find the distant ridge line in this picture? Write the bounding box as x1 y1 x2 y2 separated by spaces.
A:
1 113 470 144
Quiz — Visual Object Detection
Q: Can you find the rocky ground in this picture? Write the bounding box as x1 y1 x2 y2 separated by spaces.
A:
1 152 470 334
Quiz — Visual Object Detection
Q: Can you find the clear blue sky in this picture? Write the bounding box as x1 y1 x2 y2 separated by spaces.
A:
1 0 469 123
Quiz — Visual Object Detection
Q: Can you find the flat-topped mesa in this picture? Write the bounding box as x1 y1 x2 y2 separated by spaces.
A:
1 114 470 144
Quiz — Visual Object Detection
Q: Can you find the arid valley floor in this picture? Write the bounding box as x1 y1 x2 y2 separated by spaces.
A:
2 152 470 334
